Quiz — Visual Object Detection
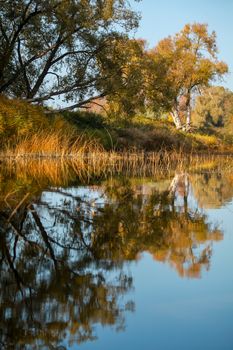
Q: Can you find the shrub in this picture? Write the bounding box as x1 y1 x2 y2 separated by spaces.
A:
0 95 49 142
62 110 106 129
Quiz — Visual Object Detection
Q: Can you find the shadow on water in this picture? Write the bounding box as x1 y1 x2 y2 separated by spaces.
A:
0 158 233 349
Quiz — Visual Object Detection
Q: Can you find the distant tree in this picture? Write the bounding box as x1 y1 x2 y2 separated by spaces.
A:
192 86 233 133
148 23 228 130
0 0 140 112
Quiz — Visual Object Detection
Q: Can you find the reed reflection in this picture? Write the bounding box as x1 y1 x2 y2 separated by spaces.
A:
0 162 228 349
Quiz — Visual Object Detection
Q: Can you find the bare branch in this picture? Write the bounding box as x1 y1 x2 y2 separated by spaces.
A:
0 19 9 44
17 38 31 95
29 204 58 270
28 34 64 98
45 93 106 113
0 44 62 92
26 78 98 103
51 49 93 65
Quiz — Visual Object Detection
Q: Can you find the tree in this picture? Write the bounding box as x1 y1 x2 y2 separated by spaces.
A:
0 0 140 112
105 39 149 119
192 86 233 133
149 23 228 130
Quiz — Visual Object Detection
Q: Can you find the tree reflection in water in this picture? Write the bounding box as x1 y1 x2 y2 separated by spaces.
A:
0 168 225 349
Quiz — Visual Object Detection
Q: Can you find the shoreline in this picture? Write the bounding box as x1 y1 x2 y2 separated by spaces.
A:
0 149 233 160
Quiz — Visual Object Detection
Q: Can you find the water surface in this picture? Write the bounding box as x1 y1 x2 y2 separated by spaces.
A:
0 160 232 349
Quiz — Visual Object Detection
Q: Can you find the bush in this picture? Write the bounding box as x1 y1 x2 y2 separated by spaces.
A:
0 95 49 142
62 110 106 129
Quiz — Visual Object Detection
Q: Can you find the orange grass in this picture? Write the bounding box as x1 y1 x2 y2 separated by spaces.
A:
0 130 103 158
1 151 233 187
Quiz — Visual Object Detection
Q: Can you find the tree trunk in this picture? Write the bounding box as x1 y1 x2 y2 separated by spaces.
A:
185 105 191 131
171 108 182 129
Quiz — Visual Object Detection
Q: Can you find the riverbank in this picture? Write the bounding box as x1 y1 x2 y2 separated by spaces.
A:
1 95 233 157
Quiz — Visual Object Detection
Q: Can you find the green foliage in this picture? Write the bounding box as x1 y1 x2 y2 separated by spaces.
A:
105 39 149 118
61 110 117 149
0 0 140 111
193 86 233 134
62 110 106 129
0 95 49 141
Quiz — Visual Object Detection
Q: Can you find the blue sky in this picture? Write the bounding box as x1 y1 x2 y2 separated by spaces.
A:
131 0 233 90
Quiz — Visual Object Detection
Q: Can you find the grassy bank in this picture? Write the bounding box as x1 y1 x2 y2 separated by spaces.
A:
0 95 233 157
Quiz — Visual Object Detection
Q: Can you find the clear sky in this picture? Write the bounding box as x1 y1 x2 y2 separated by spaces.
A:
131 0 233 90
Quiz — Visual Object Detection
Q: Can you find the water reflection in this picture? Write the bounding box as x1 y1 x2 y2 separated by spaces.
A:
0 161 231 349
190 172 233 208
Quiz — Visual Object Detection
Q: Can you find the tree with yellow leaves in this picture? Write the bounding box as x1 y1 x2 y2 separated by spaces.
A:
149 23 228 131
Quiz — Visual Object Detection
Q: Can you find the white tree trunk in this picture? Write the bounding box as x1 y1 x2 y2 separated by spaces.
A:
168 173 189 198
171 109 182 129
185 105 191 131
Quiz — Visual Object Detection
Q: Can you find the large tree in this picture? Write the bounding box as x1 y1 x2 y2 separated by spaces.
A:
149 23 228 130
0 0 140 112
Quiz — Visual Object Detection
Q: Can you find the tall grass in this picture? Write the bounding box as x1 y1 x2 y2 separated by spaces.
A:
0 95 104 158
2 151 233 187
1 129 103 158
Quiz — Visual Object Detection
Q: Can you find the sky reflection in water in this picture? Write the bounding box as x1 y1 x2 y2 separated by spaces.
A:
0 162 232 350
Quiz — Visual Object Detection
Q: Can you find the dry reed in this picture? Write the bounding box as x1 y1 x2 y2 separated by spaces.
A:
0 130 103 159
1 151 232 187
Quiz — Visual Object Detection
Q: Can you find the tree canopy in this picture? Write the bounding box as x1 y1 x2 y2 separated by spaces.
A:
148 23 228 130
0 0 141 111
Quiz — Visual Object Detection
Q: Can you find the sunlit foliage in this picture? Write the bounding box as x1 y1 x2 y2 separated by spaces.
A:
148 23 228 130
193 86 233 134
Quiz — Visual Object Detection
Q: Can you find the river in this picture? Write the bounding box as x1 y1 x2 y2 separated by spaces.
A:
0 159 232 349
